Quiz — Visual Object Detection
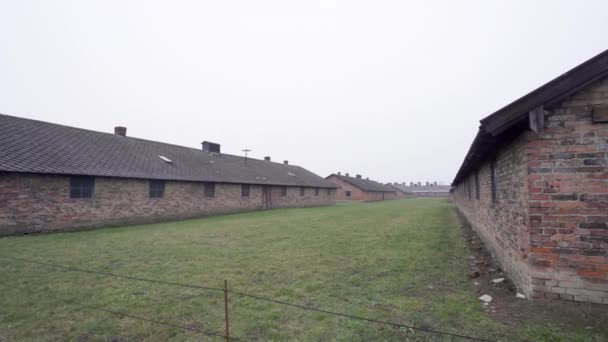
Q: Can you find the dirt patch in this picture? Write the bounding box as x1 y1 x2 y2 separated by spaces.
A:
457 210 608 334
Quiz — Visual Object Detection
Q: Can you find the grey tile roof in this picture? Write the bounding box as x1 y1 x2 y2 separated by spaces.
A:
386 183 451 193
0 114 336 188
327 174 395 192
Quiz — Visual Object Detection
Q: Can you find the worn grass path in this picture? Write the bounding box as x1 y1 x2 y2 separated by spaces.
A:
0 199 604 341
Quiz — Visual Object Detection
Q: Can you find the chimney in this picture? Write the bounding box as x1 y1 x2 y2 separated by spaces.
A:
264 156 271 161
410 182 414 187
283 160 288 165
114 126 127 137
356 174 362 179
402 182 406 186
434 181 438 186
345 173 350 177
418 182 422 186
337 172 341 175
202 141 221 153
426 181 430 186
366 177 369 180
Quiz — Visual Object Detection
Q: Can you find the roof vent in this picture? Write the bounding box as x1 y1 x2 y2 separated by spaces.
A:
283 160 288 165
114 126 127 137
337 172 341 175
202 141 221 154
158 156 173 163
345 173 350 177
356 174 362 179
264 156 271 161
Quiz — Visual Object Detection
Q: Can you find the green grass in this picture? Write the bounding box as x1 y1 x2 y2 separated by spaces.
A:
0 199 604 341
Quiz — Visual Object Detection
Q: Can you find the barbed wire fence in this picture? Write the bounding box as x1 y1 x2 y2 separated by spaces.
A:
0 254 523 342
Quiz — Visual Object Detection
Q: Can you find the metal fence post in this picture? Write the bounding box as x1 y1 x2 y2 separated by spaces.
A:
224 280 230 342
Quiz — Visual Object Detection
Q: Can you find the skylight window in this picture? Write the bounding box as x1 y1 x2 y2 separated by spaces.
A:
158 156 173 163
288 172 296 177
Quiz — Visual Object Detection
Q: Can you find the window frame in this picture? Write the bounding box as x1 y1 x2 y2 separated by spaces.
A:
315 188 319 196
345 190 352 197
149 180 165 199
490 160 498 204
70 176 95 199
241 184 250 197
280 186 287 197
204 182 216 198
299 187 305 196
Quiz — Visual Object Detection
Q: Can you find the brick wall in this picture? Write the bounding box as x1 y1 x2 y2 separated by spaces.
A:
325 175 396 201
0 173 336 235
453 77 608 304
453 134 533 297
526 78 608 304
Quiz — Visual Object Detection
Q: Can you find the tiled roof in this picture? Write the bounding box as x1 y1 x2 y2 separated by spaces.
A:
387 184 451 193
0 114 336 188
326 174 395 192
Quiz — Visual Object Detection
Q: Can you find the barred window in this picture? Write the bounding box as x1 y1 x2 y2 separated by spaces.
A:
149 180 165 198
70 176 94 199
204 182 215 198
345 191 351 197
281 186 287 196
300 187 305 196
315 188 319 196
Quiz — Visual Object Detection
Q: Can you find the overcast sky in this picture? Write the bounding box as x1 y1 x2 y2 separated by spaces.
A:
1 1 607 185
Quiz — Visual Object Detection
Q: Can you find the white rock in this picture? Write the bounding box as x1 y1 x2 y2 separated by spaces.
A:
516 293 526 299
492 278 505 284
479 294 492 303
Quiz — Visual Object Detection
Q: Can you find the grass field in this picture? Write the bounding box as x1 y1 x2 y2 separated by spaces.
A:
0 199 605 341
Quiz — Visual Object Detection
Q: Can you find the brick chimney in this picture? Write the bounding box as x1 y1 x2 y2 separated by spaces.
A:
114 126 127 137
434 181 438 186
402 182 406 186
356 174 362 179
264 156 271 161
426 181 430 186
202 141 221 153
337 172 341 175
410 182 414 187
345 173 350 177
283 160 288 165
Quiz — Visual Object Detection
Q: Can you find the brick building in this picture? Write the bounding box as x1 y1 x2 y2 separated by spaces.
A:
385 183 413 199
325 173 397 201
452 50 608 304
0 114 337 236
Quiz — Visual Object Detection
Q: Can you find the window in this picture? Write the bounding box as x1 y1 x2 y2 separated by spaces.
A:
300 187 305 196
204 182 215 198
70 176 94 199
281 186 287 196
345 191 351 197
327 188 331 196
315 188 319 196
149 180 165 198
474 170 480 200
491 160 498 204
241 184 250 197
467 177 472 200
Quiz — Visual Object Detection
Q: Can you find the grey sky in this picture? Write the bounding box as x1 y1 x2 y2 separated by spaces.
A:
1 1 607 185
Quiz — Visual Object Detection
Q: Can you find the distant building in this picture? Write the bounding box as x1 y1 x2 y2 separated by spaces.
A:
387 182 450 198
0 114 337 235
325 173 397 201
452 50 608 304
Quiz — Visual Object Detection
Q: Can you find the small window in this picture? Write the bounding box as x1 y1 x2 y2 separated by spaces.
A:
241 184 250 197
491 160 498 204
315 188 319 196
345 190 351 197
149 180 165 198
474 170 480 200
327 188 331 196
70 176 94 199
204 182 215 198
300 187 305 196
281 186 287 196
467 177 472 200
157 155 173 163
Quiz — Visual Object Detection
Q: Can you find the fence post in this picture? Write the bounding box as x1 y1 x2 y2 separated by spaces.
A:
224 280 230 342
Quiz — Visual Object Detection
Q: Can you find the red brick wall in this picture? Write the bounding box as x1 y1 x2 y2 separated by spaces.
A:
0 173 336 235
454 77 608 304
325 176 396 201
453 134 533 297
526 78 608 303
